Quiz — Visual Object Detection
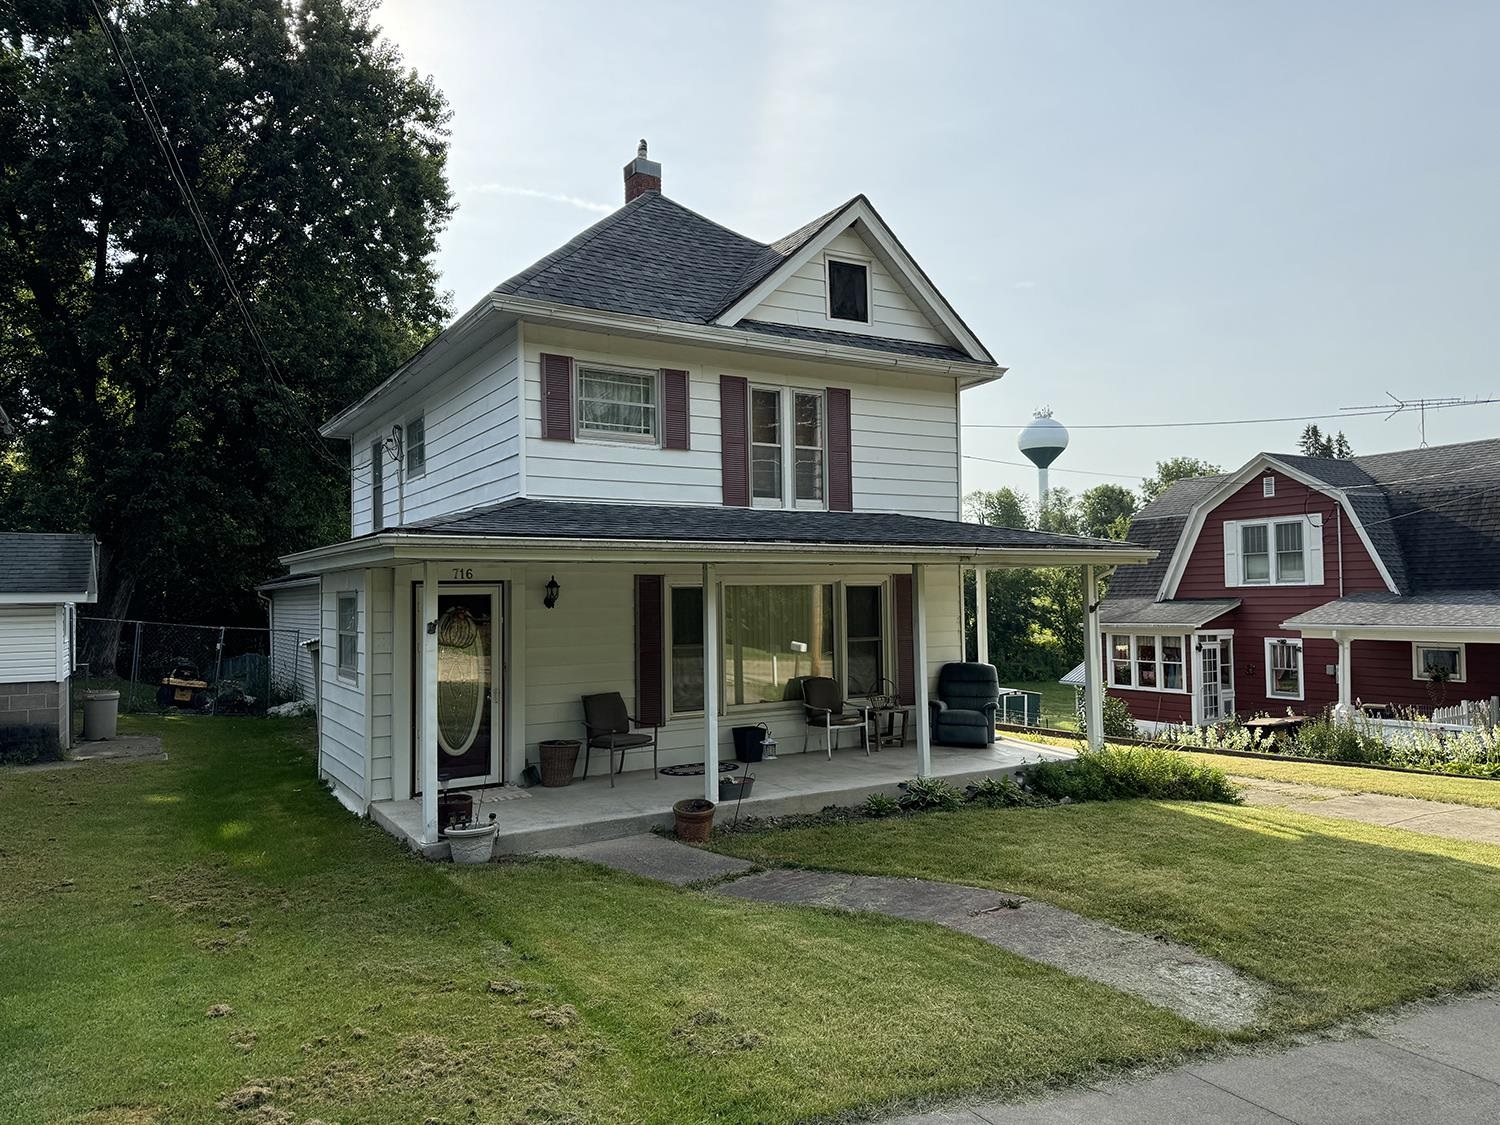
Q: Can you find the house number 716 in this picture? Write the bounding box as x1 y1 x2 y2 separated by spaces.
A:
451 568 473 580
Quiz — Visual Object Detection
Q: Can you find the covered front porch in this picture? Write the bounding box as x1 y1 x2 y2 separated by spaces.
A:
372 733 1075 857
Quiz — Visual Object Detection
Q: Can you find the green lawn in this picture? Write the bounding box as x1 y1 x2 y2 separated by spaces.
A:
713 801 1500 1029
0 716 1210 1124
1174 750 1500 809
1003 678 1079 731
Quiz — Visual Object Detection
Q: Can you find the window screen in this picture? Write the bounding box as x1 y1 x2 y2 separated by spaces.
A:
827 259 869 322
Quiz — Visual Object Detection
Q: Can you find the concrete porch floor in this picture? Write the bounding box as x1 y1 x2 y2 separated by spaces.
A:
370 736 1075 859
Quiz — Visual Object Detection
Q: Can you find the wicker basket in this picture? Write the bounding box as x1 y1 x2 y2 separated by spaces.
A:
865 677 899 712
538 739 581 787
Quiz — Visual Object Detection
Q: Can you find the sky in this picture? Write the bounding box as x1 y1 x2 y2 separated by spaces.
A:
374 0 1500 506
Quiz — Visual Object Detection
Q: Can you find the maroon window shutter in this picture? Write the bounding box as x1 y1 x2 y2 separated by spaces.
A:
720 375 749 506
827 386 853 511
893 572 915 705
662 369 690 450
635 575 665 726
542 353 573 441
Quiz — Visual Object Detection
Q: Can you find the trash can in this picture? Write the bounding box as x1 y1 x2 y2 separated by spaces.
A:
538 739 582 787
731 724 767 763
81 690 120 741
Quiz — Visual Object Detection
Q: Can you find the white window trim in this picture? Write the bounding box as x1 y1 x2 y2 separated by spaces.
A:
1264 636 1304 700
405 413 426 477
1412 642 1466 683
749 384 828 512
1238 517 1310 586
336 592 359 683
1108 631 1189 694
824 253 872 325
574 363 661 446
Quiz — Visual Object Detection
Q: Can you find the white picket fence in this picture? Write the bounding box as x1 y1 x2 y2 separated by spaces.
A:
1429 699 1499 729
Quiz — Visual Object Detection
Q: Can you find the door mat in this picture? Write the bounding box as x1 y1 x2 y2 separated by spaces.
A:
659 762 740 777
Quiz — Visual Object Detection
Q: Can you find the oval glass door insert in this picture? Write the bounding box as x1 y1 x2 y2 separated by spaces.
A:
436 606 486 757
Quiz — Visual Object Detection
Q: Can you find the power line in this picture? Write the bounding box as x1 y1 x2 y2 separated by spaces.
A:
960 398 1498 432
962 453 1146 482
88 1 369 485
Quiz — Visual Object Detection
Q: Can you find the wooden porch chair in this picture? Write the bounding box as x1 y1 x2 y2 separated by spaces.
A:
800 676 870 759
581 692 658 787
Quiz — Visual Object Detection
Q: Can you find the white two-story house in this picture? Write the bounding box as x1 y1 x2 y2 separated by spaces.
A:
274 144 1149 853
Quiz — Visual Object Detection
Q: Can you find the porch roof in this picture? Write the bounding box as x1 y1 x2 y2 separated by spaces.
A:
283 499 1155 572
1283 591 1500 639
1098 597 1241 629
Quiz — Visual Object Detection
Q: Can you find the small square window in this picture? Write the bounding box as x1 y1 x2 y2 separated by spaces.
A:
406 415 426 475
1413 644 1465 683
827 258 869 323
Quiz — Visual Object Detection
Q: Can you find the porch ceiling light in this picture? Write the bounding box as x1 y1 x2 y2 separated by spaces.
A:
544 575 561 610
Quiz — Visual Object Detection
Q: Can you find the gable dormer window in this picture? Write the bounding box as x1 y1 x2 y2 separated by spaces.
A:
576 364 659 443
826 257 870 323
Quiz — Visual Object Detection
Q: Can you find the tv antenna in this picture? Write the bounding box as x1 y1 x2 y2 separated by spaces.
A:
1340 392 1488 447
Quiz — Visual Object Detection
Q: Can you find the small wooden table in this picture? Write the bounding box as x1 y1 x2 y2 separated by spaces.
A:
1242 715 1307 741
866 706 911 750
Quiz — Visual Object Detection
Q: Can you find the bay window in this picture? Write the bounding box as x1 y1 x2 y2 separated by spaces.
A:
1108 632 1188 693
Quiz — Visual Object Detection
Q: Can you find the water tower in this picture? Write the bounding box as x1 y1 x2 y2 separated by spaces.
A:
1018 408 1069 514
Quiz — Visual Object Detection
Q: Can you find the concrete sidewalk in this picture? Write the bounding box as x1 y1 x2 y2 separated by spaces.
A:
1238 778 1500 846
889 992 1500 1124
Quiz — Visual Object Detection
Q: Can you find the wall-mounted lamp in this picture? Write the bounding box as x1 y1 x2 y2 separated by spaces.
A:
543 575 561 609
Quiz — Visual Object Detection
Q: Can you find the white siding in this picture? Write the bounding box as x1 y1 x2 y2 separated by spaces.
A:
522 326 961 518
319 571 367 804
0 606 63 682
350 326 523 534
367 569 396 801
745 229 950 347
268 583 320 701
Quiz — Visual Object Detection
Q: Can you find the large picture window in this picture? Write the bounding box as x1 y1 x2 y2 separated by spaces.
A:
1108 632 1188 693
576 365 658 442
723 584 835 707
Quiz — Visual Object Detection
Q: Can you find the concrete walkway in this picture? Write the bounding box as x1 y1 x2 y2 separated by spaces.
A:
540 833 755 885
888 992 1500 1124
713 868 1268 1032
1238 778 1500 846
19 734 166 771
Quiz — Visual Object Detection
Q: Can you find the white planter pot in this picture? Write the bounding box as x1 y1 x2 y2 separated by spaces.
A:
445 823 497 865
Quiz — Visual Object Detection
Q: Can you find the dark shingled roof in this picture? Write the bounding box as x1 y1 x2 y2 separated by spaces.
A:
401 498 1141 554
1282 590 1500 629
493 192 984 365
0 532 95 597
1102 514 1198 600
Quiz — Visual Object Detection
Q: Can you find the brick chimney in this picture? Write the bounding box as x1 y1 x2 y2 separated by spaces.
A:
624 139 661 203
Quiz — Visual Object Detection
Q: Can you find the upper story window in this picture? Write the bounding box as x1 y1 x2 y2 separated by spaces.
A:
751 386 825 509
826 257 870 323
406 414 426 476
369 439 384 528
576 365 658 443
1227 516 1319 587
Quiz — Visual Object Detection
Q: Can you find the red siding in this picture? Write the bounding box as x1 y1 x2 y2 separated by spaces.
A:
1109 687 1194 725
1351 640 1500 710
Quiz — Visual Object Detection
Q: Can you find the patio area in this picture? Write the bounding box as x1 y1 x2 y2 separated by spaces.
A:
370 735 1075 858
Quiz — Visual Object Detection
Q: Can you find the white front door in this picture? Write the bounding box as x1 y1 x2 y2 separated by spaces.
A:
1196 636 1236 724
413 584 503 790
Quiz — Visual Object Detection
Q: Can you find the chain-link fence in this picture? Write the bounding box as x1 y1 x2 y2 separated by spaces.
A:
74 617 312 716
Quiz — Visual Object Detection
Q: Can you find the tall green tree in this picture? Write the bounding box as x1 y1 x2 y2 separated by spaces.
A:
0 0 452 653
1141 457 1223 503
1298 424 1353 458
1077 483 1137 539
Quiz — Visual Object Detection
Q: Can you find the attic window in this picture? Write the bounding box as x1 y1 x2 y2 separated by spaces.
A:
827 258 870 323
1262 476 1275 497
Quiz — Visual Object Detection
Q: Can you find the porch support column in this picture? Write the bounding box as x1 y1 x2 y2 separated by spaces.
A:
914 563 932 776
420 560 441 844
702 563 720 803
975 566 990 666
1334 631 1354 718
1082 565 1105 751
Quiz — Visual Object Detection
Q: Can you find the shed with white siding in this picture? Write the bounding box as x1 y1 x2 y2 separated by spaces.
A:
0 533 98 752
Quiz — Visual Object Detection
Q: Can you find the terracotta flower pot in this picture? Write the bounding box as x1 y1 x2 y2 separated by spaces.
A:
672 798 716 843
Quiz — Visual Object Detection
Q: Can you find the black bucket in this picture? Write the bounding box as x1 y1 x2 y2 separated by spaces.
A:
732 725 766 763
719 775 755 802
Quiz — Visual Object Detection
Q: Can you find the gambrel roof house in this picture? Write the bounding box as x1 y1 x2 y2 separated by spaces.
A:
1101 438 1500 730
273 144 1148 857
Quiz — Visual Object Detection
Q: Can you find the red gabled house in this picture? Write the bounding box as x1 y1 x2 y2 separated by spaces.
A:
1100 438 1500 730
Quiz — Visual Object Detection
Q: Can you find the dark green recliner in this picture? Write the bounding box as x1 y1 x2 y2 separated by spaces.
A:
928 663 1000 747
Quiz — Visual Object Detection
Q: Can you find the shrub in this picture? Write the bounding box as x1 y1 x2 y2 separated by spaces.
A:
1078 694 1139 741
862 791 900 818
896 776 965 812
1024 747 1241 804
0 723 61 766
1288 712 1388 764
965 774 1046 808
